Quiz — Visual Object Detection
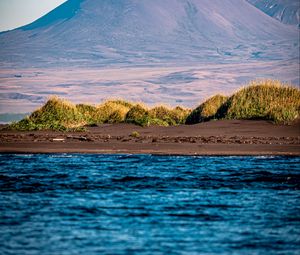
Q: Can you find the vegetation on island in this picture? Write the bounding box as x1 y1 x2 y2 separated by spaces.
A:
223 80 300 124
187 80 300 125
8 80 300 131
8 97 191 131
186 94 228 124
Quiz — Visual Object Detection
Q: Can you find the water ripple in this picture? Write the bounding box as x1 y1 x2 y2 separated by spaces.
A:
0 154 299 254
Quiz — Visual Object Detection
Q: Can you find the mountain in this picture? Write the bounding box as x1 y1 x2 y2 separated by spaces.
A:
0 0 298 68
0 0 299 116
247 0 300 28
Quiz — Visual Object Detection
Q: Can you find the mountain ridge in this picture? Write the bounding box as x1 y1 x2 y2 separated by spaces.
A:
247 0 300 28
0 0 298 68
0 0 299 115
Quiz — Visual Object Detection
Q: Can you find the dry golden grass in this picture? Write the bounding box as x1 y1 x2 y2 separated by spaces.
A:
9 80 300 130
96 101 132 124
224 80 300 124
10 96 86 131
186 95 228 124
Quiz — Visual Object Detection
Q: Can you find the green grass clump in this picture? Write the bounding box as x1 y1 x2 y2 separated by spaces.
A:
224 80 300 124
96 100 132 124
170 106 191 124
125 104 150 126
9 117 43 131
130 131 140 138
186 80 300 125
76 104 98 125
186 95 228 124
8 80 299 131
149 106 177 125
125 104 181 127
106 99 134 108
149 105 191 125
10 96 85 131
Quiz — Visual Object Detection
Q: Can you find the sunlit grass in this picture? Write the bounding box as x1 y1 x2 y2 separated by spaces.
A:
186 94 228 124
9 97 191 130
186 80 300 125
8 80 300 131
223 80 300 124
10 96 85 131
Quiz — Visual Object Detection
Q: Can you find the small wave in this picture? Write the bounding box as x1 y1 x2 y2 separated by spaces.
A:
50 154 77 158
13 154 34 157
112 176 157 182
167 212 222 221
112 176 188 183
254 156 276 159
66 205 104 216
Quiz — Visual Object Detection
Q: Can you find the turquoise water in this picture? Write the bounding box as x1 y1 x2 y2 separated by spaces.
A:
0 154 299 255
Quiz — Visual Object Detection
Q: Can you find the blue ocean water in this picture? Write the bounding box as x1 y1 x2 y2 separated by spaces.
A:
0 154 299 255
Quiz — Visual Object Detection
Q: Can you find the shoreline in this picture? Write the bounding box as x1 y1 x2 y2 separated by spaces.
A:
1 120 299 156
0 145 299 156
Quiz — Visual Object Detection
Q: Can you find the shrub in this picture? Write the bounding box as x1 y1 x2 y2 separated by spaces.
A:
186 95 228 124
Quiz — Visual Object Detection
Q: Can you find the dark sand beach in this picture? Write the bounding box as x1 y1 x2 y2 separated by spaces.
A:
0 120 299 155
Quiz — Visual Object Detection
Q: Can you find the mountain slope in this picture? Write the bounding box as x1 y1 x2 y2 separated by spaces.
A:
247 0 300 28
0 0 298 68
0 0 299 115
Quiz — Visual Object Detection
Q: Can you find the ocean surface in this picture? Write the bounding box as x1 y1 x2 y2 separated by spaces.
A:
0 154 299 255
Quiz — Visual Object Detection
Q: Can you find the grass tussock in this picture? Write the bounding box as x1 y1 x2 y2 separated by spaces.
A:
130 131 140 138
186 80 300 125
223 80 300 124
149 105 191 126
9 97 191 130
10 96 85 131
186 95 228 124
96 100 132 124
124 104 156 127
124 104 190 127
8 80 300 131
76 104 98 125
